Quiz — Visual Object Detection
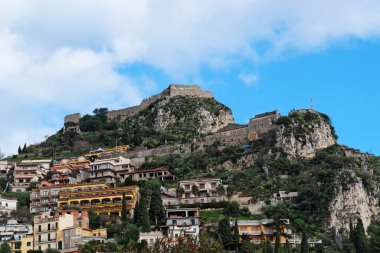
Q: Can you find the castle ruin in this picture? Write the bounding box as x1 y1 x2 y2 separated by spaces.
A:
64 84 213 124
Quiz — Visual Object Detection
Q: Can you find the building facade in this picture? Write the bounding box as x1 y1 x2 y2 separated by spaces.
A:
0 196 18 214
89 156 135 184
12 160 51 192
179 178 227 204
126 167 175 182
9 234 34 253
166 208 200 238
233 219 291 244
30 186 60 213
57 183 139 216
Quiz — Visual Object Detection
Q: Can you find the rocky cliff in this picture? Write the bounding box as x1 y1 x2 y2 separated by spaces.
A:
275 110 337 158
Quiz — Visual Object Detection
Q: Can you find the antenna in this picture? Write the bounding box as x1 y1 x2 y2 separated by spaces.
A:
310 99 314 110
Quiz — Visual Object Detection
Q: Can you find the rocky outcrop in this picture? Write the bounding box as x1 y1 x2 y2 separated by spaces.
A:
276 110 336 158
153 96 234 135
329 170 379 234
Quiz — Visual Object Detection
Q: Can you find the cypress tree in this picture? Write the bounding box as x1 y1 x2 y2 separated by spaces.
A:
285 239 292 253
121 192 127 224
274 232 281 253
300 230 309 253
218 217 233 249
0 241 11 253
133 198 150 232
234 219 240 250
349 218 355 242
354 218 367 253
149 189 165 225
369 224 380 253
266 240 274 253
22 143 27 153
18 145 21 154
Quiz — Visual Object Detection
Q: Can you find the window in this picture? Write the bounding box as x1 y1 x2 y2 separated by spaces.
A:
172 220 177 225
48 224 51 230
38 235 41 242
48 234 51 241
38 225 41 232
15 242 21 249
27 242 31 247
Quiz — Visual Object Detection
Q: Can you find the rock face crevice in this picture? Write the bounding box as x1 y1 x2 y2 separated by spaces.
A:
329 171 379 234
276 110 337 158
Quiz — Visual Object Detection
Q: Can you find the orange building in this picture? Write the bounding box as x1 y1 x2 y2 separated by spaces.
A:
233 219 291 244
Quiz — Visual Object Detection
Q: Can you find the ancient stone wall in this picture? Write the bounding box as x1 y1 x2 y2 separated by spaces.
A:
64 113 81 124
168 84 213 98
247 110 280 136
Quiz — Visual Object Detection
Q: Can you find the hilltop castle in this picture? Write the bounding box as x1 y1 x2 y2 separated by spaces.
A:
64 84 213 124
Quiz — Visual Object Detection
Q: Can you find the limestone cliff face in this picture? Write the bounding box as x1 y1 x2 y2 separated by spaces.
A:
153 96 234 135
329 170 380 233
276 110 337 158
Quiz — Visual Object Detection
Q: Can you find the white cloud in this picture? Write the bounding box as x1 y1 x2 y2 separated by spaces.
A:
238 73 258 86
1 0 380 154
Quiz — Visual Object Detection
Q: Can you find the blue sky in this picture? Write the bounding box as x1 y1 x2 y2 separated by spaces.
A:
0 1 380 156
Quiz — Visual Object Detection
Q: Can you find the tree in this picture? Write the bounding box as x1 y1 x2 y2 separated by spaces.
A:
226 185 235 199
266 240 274 253
0 241 11 253
45 249 60 253
133 199 150 232
234 219 240 251
274 232 281 253
216 184 225 196
175 184 185 200
284 239 292 253
241 240 256 253
223 201 241 216
349 218 355 242
354 218 367 253
191 184 199 197
121 192 128 224
218 217 233 250
149 189 165 225
18 145 22 154
300 230 309 253
368 223 380 253
22 143 27 154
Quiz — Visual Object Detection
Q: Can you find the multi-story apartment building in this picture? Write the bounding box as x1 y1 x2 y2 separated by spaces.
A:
57 182 139 216
233 219 291 244
9 235 34 253
178 178 227 204
139 231 164 247
58 227 107 250
12 160 51 192
88 156 135 184
30 186 61 213
126 167 175 182
33 210 91 251
166 208 200 238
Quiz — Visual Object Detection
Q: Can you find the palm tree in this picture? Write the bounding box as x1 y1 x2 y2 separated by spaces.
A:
191 185 199 198
175 184 185 204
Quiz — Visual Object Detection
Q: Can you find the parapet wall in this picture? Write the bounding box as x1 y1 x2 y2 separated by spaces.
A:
64 84 213 124
64 113 81 124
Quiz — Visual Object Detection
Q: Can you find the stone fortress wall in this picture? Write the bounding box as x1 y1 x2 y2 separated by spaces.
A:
64 84 214 124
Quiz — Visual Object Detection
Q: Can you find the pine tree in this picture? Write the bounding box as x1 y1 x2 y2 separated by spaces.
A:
121 192 127 224
234 219 240 251
18 145 21 154
300 230 309 253
218 217 233 250
354 218 367 253
149 189 165 225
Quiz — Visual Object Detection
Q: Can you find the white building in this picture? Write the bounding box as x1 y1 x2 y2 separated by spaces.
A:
166 208 200 238
89 156 135 184
178 178 227 204
0 196 17 214
0 220 33 241
0 161 12 178
12 160 51 192
139 231 164 247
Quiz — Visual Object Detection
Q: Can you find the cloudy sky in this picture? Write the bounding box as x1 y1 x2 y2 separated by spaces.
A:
1 0 380 156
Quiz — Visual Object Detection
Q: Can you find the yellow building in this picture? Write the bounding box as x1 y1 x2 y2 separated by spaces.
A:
10 235 34 253
57 182 139 216
57 227 107 250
